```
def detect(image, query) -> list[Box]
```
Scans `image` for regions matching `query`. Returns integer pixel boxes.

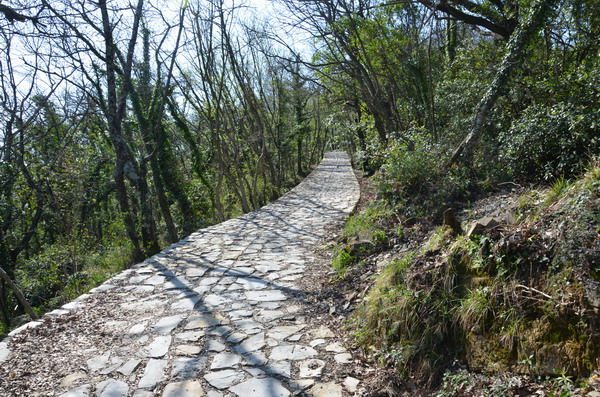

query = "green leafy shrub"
[501,103,599,181]
[378,137,475,219]
[15,237,133,313]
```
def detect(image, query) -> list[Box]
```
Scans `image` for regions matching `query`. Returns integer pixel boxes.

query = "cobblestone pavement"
[0,151,360,397]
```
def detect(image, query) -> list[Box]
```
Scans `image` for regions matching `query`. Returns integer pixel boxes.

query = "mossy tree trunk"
[447,0,558,167]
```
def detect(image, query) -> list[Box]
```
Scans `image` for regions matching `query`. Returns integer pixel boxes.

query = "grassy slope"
[335,161,600,394]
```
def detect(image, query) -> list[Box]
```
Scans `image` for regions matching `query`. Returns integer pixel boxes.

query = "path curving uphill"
[0,151,360,397]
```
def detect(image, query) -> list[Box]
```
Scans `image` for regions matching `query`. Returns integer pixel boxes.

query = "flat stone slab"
[269,345,318,361]
[60,385,91,397]
[97,379,128,397]
[229,377,290,397]
[308,382,343,397]
[162,380,204,397]
[152,315,184,334]
[145,336,172,358]
[244,290,287,302]
[211,353,242,370]
[0,152,359,397]
[204,370,245,389]
[0,342,10,363]
[171,357,207,378]
[138,359,167,389]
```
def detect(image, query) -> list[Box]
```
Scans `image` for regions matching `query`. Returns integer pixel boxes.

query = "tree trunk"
[0,267,38,321]
[447,0,558,167]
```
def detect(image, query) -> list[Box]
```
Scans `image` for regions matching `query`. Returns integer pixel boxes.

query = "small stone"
[152,315,184,334]
[211,352,242,370]
[185,313,220,329]
[129,323,146,334]
[60,372,88,388]
[117,359,141,376]
[199,277,220,286]
[144,275,166,285]
[172,296,201,311]
[290,379,315,391]
[164,277,192,290]
[334,353,352,364]
[343,377,360,392]
[308,382,343,397]
[267,325,305,340]
[310,339,326,347]
[59,385,90,397]
[237,278,269,290]
[270,345,317,361]
[325,342,347,353]
[235,332,264,354]
[242,351,268,366]
[97,379,128,397]
[228,310,254,319]
[206,340,226,352]
[138,359,167,389]
[204,294,232,307]
[258,301,281,309]
[255,310,284,322]
[226,332,248,344]
[207,325,235,337]
[175,330,204,342]
[232,319,263,335]
[245,367,266,377]
[175,344,202,356]
[162,380,204,397]
[229,377,290,397]
[171,357,207,378]
[288,334,301,342]
[311,326,335,338]
[265,361,291,378]
[203,370,245,389]
[132,390,154,397]
[145,336,172,358]
[186,268,207,278]
[299,359,325,378]
[87,352,111,372]
[244,290,287,302]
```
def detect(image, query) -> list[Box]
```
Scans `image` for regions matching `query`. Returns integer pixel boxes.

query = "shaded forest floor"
[315,168,600,396]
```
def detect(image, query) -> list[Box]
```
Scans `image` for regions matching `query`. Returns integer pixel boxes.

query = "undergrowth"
[12,238,133,325]
[338,155,600,390]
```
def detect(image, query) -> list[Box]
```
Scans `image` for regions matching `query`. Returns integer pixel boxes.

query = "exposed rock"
[467,217,501,237]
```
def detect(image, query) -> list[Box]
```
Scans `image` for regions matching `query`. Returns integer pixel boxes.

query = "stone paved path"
[0,152,360,397]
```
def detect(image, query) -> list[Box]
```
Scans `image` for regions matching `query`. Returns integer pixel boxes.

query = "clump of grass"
[331,249,356,276]
[331,201,394,276]
[353,227,459,384]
